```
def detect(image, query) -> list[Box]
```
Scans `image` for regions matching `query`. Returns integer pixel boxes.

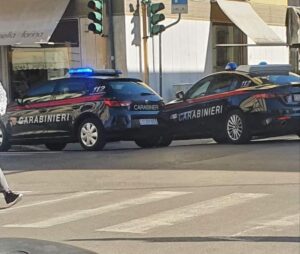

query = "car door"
[7,81,56,140]
[200,73,241,133]
[44,78,89,137]
[165,76,214,138]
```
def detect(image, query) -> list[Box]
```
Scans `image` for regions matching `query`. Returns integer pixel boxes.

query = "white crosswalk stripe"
[97,193,269,234]
[0,190,111,214]
[233,213,300,236]
[3,191,190,228]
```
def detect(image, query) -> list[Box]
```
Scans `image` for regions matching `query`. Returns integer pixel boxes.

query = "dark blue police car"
[159,63,300,144]
[0,68,165,151]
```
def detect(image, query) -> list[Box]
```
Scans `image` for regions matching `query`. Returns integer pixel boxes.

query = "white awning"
[213,0,285,45]
[0,0,70,46]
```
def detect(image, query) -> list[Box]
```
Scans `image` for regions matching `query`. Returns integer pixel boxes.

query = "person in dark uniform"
[0,81,23,207]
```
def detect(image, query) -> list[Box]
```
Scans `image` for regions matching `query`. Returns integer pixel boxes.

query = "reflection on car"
[159,63,300,144]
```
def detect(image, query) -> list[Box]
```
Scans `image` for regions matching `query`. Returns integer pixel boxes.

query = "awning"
[286,7,300,46]
[12,48,70,71]
[0,0,70,46]
[212,0,285,45]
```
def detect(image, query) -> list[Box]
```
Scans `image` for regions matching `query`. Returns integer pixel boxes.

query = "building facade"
[0,0,294,102]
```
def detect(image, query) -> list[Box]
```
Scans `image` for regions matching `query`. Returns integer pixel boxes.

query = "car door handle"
[39,109,47,113]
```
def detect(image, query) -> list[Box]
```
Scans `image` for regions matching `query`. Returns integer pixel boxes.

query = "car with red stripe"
[159,64,300,144]
[0,69,165,151]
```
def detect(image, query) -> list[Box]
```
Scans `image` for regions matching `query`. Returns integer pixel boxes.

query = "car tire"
[0,124,10,152]
[78,118,106,151]
[135,136,160,148]
[156,134,173,147]
[45,143,67,151]
[223,110,251,144]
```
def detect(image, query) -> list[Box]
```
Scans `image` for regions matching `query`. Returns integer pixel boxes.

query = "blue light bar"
[69,68,94,75]
[225,62,237,71]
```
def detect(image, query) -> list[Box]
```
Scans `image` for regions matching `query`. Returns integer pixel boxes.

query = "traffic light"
[149,2,165,36]
[87,0,103,35]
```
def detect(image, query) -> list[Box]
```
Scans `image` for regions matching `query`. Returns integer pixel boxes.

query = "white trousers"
[0,168,10,193]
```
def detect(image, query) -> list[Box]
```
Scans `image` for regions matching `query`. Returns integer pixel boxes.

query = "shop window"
[213,24,247,72]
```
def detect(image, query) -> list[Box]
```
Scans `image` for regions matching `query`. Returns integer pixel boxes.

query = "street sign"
[171,0,188,14]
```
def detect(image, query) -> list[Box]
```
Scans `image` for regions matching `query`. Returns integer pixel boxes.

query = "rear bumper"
[103,113,162,140]
[248,109,300,136]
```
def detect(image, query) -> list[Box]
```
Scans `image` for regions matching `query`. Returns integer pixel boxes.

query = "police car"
[0,68,165,151]
[159,63,300,144]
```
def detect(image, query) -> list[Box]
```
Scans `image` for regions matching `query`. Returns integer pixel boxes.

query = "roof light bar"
[225,62,238,71]
[69,68,94,75]
[236,64,292,75]
[68,68,122,77]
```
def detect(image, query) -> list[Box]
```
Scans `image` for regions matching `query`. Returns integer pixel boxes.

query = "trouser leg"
[0,168,10,194]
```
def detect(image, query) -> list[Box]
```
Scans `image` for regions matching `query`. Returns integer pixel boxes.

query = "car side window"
[54,79,87,100]
[235,75,256,89]
[23,81,56,104]
[185,77,213,99]
[206,74,240,95]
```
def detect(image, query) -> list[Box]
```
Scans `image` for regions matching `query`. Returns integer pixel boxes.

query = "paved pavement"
[0,136,299,254]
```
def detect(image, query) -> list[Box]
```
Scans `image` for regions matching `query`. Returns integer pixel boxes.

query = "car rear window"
[104,80,158,99]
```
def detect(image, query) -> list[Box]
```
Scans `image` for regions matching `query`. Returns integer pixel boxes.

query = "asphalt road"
[0,136,299,254]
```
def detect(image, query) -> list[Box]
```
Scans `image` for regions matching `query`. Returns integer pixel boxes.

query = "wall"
[247,26,289,64]
[123,14,212,101]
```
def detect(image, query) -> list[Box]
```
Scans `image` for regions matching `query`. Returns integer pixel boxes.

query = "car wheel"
[78,118,106,151]
[135,136,160,148]
[156,134,173,147]
[0,125,10,152]
[224,110,251,144]
[45,143,67,151]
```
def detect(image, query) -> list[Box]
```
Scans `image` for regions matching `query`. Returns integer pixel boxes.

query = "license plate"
[139,119,158,125]
[293,94,300,102]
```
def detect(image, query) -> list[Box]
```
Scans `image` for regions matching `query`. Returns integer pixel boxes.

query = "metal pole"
[159,33,162,97]
[141,2,149,84]
[108,0,116,69]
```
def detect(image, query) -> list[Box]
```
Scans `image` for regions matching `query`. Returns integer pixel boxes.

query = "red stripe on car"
[9,94,103,111]
[166,90,248,110]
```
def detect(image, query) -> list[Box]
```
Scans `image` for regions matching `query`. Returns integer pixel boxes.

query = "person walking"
[0,80,7,116]
[0,168,23,207]
[0,81,23,207]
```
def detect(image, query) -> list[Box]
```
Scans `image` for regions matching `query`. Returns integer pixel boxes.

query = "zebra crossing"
[0,189,299,236]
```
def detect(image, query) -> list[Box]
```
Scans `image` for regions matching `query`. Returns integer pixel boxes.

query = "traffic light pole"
[158,13,181,97]
[142,2,150,84]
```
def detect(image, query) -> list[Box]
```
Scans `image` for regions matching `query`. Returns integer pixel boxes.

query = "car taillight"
[104,99,131,107]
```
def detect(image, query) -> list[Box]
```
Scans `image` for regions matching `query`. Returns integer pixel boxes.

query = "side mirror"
[176,91,185,100]
[15,98,24,105]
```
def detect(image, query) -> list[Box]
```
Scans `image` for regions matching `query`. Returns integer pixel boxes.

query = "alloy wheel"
[80,122,99,147]
[227,114,243,141]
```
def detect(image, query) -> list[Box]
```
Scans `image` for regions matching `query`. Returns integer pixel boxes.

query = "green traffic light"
[151,13,165,25]
[88,11,102,23]
[150,3,165,14]
[88,0,103,11]
[151,25,165,35]
[88,23,103,34]
[148,2,165,36]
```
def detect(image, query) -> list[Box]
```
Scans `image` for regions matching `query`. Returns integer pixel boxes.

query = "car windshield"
[254,73,300,85]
